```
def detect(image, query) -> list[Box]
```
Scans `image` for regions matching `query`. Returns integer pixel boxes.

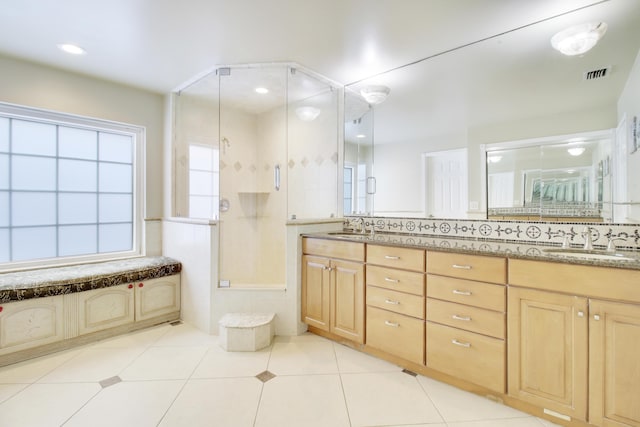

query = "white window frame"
[0,102,145,272]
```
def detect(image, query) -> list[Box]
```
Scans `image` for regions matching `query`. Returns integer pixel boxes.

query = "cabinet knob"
[577,311,584,317]
[128,284,133,289]
[594,314,601,321]
[138,283,144,288]
[0,306,3,313]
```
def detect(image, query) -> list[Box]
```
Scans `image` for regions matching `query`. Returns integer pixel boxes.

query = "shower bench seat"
[0,256,182,366]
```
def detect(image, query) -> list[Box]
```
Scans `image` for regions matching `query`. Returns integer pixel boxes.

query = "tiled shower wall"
[345,216,640,251]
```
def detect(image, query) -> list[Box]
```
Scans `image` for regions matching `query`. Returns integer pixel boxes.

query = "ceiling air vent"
[583,66,611,81]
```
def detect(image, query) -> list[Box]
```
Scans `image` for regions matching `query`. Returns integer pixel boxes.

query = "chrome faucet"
[582,226,594,250]
[607,237,625,252]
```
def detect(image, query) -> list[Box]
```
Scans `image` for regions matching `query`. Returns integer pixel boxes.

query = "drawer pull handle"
[384,320,399,327]
[384,299,400,305]
[452,289,472,296]
[384,277,399,283]
[452,264,472,270]
[384,255,400,260]
[452,314,471,321]
[452,339,471,348]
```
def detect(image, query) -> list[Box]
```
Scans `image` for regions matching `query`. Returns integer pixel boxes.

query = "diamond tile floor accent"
[0,322,562,427]
[255,370,276,383]
[98,375,121,388]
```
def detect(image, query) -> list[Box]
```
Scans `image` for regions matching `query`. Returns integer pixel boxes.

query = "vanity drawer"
[426,298,505,339]
[426,321,505,393]
[427,251,506,284]
[426,274,505,312]
[367,286,424,319]
[367,245,425,272]
[302,238,365,262]
[366,306,424,365]
[366,265,425,296]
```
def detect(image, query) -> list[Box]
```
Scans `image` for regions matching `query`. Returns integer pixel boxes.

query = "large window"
[0,103,144,269]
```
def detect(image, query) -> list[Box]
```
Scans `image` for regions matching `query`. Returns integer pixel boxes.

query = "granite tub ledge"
[0,256,182,303]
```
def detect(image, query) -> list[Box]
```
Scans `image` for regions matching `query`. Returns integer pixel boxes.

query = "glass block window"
[0,103,144,268]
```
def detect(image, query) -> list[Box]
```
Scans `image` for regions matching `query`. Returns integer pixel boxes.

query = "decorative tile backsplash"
[345,216,640,251]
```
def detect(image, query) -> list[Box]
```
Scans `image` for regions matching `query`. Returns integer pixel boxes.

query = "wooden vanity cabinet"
[425,251,507,393]
[508,286,589,422]
[509,259,640,426]
[365,244,425,365]
[589,299,640,427]
[302,238,365,343]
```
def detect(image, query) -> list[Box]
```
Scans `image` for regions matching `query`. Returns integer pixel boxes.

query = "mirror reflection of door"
[423,149,468,218]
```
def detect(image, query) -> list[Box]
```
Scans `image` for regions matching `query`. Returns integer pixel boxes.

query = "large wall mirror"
[344,0,640,224]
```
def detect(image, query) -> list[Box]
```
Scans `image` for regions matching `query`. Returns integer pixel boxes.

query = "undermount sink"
[543,248,637,262]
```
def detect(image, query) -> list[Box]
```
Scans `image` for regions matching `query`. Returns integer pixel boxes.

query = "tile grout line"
[333,342,355,427]
[252,340,276,427]
[414,373,447,425]
[58,382,105,426]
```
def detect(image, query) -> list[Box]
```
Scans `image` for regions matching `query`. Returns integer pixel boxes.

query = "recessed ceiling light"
[57,43,87,55]
[255,87,269,94]
[360,85,390,105]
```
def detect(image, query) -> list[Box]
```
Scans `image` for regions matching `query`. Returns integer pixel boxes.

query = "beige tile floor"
[0,322,561,427]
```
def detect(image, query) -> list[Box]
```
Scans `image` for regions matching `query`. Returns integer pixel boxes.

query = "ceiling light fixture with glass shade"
[360,85,390,105]
[57,43,87,55]
[567,147,586,156]
[295,106,321,121]
[551,22,607,56]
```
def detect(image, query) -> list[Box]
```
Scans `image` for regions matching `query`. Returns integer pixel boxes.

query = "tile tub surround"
[345,216,640,251]
[0,256,182,302]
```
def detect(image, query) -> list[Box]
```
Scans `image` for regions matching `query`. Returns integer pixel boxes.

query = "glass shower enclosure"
[173,63,339,289]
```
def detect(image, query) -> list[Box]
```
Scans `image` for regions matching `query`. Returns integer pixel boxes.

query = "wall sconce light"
[360,85,390,105]
[551,22,607,56]
[295,106,321,121]
[567,147,586,156]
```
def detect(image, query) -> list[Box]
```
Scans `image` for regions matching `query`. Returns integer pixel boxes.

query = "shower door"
[217,65,287,288]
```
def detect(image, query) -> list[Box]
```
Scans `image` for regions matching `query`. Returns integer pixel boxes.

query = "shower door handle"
[274,165,281,191]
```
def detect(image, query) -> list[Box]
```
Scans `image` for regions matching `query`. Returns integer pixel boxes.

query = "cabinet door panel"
[78,284,134,335]
[508,287,587,421]
[135,275,181,321]
[331,259,364,343]
[301,255,330,331]
[590,299,640,427]
[0,296,64,355]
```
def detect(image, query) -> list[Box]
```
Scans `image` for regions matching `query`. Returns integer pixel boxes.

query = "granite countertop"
[305,232,640,271]
[0,256,182,302]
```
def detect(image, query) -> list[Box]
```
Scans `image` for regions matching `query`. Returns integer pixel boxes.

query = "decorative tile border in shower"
[345,216,640,251]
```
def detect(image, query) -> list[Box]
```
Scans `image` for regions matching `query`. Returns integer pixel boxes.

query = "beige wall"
[0,54,165,223]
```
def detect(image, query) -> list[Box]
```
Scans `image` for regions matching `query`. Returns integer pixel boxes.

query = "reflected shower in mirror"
[486,130,612,222]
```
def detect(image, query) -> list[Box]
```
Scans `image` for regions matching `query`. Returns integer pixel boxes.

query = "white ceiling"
[0,0,624,93]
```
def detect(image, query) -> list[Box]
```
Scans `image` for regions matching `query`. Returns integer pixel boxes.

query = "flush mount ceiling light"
[360,85,390,105]
[255,87,269,94]
[57,43,86,55]
[567,147,586,156]
[551,22,607,56]
[295,106,321,121]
